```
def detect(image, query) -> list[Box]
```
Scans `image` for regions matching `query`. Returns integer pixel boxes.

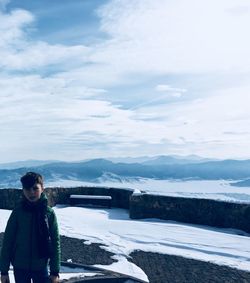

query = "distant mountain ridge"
[141,155,217,165]
[0,159,60,170]
[1,156,250,188]
[108,155,216,164]
[0,155,215,169]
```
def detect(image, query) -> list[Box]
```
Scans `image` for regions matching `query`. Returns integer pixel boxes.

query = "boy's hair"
[20,172,43,189]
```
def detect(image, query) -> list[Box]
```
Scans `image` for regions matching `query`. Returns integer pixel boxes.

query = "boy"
[0,172,60,283]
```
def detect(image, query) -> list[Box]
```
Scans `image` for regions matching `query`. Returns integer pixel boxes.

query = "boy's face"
[23,183,44,202]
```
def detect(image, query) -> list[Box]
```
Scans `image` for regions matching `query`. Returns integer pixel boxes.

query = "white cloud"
[0,9,34,47]
[134,84,250,158]
[155,85,186,93]
[155,84,187,98]
[2,1,250,81]
[0,73,173,161]
[2,1,250,75]
[96,0,250,74]
[0,0,249,161]
[0,9,91,71]
[1,42,90,70]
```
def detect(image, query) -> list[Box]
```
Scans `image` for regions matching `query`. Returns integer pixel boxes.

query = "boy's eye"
[24,186,39,191]
[32,187,39,191]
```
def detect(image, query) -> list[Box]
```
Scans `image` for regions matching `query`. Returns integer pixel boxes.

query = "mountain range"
[0,155,250,188]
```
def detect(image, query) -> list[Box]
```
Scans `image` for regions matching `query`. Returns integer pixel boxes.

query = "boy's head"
[20,172,44,202]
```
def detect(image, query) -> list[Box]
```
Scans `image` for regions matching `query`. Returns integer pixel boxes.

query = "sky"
[1,0,250,162]
[2,205,250,281]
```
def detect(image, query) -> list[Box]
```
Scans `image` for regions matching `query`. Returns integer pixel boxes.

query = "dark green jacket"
[0,195,60,275]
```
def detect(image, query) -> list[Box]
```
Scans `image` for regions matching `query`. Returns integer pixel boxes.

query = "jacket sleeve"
[0,210,18,275]
[48,209,61,275]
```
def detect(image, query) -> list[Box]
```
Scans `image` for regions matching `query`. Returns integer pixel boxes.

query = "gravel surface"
[60,235,116,265]
[129,250,250,283]
[1,233,250,282]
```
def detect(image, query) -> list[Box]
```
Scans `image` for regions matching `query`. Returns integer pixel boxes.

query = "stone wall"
[45,186,133,208]
[0,189,23,209]
[0,186,133,210]
[0,188,250,233]
[129,193,250,233]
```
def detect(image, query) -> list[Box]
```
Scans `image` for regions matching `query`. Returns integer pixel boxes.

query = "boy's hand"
[49,275,59,283]
[1,275,10,283]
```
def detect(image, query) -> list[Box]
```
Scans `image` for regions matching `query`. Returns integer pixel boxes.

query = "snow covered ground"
[1,206,250,282]
[47,178,250,203]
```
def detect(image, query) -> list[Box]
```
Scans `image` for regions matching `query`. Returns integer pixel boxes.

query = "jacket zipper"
[29,212,34,272]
